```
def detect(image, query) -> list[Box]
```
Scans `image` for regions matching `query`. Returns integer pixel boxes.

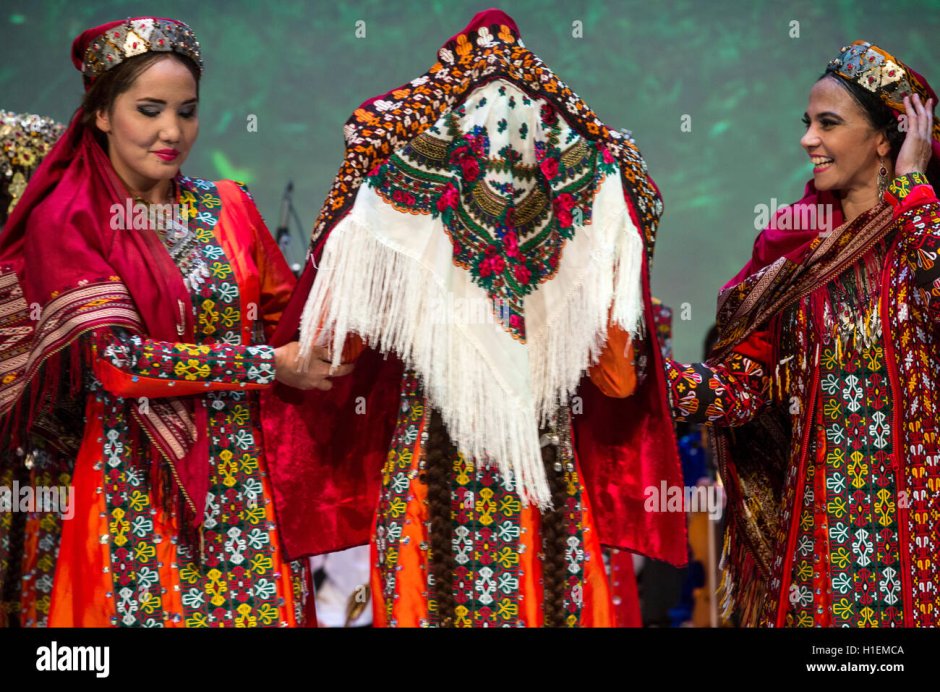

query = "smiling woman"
[0,17,349,627]
[87,52,200,200]
[662,41,940,627]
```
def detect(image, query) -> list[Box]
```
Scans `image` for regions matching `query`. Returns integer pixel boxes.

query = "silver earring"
[878,158,888,199]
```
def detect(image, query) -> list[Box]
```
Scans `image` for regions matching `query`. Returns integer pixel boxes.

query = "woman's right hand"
[273,341,354,391]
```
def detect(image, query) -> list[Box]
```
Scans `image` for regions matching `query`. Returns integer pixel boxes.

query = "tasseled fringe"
[528,177,645,425]
[126,414,203,562]
[298,207,550,507]
[716,516,772,627]
[298,179,644,509]
[808,247,885,362]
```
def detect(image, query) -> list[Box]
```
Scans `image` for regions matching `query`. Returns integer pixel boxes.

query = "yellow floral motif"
[831,547,852,570]
[210,263,233,280]
[195,227,214,241]
[454,457,471,486]
[257,603,279,626]
[234,603,257,627]
[795,610,814,627]
[198,299,219,334]
[495,547,519,568]
[110,508,129,547]
[874,488,896,526]
[858,606,878,627]
[796,560,813,582]
[863,344,884,371]
[219,457,238,488]
[833,597,855,620]
[827,496,849,520]
[36,595,51,616]
[847,452,868,489]
[384,548,399,568]
[498,494,521,516]
[249,555,273,575]
[179,189,197,206]
[397,448,412,470]
[230,406,250,426]
[800,509,813,532]
[565,469,580,496]
[179,564,201,585]
[823,399,843,420]
[496,598,518,620]
[140,592,162,615]
[173,343,211,355]
[827,447,846,468]
[186,612,209,628]
[455,604,471,627]
[134,543,156,562]
[128,489,149,512]
[239,453,259,474]
[388,497,408,518]
[220,306,240,328]
[174,358,211,381]
[37,553,55,573]
[206,568,229,607]
[410,402,424,421]
[200,193,221,209]
[243,505,266,525]
[476,487,497,526]
[821,348,839,370]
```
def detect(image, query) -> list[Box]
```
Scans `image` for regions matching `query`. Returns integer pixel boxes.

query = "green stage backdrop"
[2,0,938,360]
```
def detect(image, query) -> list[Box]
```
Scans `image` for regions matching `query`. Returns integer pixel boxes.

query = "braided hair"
[539,432,570,627]
[424,408,457,626]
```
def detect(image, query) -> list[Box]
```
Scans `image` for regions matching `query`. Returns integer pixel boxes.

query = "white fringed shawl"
[299,80,644,508]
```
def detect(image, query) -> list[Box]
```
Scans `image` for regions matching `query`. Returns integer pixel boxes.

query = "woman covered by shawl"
[666,41,940,627]
[0,17,344,627]
[264,9,687,627]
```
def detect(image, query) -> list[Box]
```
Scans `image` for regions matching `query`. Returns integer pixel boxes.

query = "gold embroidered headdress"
[72,17,203,83]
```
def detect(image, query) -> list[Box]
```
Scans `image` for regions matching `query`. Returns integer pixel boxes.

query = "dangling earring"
[877,158,888,199]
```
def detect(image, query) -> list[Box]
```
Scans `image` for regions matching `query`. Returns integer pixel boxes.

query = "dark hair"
[424,408,457,626]
[80,52,200,147]
[538,434,569,627]
[822,73,940,184]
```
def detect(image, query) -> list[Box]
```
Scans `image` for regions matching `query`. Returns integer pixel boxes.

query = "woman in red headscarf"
[663,41,940,627]
[0,17,345,627]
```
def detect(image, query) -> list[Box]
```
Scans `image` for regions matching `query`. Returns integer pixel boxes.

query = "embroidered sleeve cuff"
[94,330,276,397]
[885,172,936,216]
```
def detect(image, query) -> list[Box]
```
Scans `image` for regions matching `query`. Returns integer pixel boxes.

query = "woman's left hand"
[895,94,935,178]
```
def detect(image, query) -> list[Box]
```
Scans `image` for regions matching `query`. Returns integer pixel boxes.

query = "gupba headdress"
[827,40,940,146]
[71,17,203,85]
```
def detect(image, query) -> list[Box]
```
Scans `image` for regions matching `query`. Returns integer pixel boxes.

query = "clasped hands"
[274,341,354,391]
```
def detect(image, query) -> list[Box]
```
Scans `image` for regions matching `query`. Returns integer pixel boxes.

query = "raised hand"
[895,93,935,178]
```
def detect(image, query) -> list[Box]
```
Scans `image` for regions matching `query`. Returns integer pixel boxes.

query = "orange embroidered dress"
[48,178,306,627]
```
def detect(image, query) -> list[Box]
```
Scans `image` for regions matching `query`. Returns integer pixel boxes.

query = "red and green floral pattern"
[366,83,618,340]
